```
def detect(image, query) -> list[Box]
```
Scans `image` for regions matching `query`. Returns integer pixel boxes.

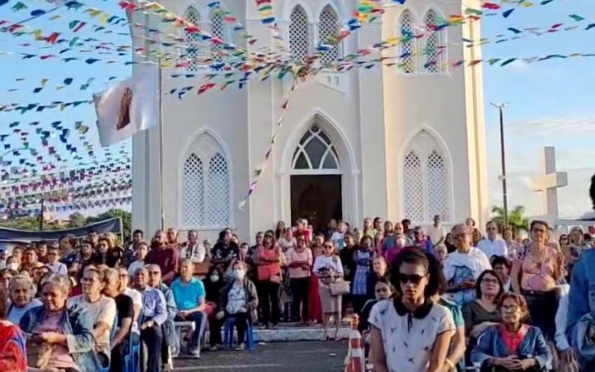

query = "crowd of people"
[0,215,594,372]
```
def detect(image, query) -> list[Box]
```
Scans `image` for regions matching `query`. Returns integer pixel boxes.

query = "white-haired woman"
[7,275,42,324]
[19,274,103,372]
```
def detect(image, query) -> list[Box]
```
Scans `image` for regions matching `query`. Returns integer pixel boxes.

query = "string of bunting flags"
[0,0,588,213]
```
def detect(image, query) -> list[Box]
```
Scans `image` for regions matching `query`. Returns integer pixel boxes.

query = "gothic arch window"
[184,7,202,72]
[210,8,229,63]
[403,151,424,222]
[318,5,341,66]
[398,10,416,74]
[292,125,340,172]
[182,154,204,226]
[423,10,444,73]
[401,130,451,222]
[289,5,310,62]
[181,133,231,228]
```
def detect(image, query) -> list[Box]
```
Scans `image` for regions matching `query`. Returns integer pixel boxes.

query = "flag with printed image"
[93,63,160,147]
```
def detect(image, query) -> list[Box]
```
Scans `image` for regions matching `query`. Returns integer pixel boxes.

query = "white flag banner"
[93,63,160,147]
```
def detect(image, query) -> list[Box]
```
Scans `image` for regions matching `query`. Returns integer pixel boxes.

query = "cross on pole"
[532,146,568,220]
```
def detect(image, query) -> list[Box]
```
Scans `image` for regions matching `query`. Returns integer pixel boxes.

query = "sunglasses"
[398,273,426,284]
[323,245,333,248]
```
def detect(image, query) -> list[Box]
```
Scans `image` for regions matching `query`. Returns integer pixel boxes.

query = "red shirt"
[145,246,180,284]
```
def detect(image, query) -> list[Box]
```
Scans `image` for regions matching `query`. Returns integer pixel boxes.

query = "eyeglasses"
[501,304,520,312]
[482,278,500,285]
[398,273,426,284]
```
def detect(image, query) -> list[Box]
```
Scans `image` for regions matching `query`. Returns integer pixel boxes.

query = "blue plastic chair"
[223,317,255,351]
[124,335,140,372]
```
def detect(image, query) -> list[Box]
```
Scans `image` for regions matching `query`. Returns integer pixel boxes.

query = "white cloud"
[506,117,595,139]
[508,59,530,71]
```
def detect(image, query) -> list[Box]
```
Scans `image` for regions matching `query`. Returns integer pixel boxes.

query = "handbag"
[330,280,350,296]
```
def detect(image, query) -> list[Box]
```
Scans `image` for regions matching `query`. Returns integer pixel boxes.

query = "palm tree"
[491,205,529,233]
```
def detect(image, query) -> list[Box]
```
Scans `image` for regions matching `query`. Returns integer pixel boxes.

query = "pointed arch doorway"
[290,125,342,232]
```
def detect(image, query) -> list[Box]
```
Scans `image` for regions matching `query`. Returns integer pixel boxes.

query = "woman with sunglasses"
[313,239,344,340]
[471,292,552,371]
[369,248,455,372]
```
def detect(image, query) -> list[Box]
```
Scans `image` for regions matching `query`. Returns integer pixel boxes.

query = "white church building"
[130,0,490,239]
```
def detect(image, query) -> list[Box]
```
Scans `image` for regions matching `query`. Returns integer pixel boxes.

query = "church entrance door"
[289,125,343,233]
[290,175,342,233]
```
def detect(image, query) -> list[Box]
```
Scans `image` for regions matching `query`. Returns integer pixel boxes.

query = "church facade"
[130,0,490,240]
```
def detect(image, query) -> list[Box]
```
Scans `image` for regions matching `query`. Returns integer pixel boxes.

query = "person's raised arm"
[369,327,389,372]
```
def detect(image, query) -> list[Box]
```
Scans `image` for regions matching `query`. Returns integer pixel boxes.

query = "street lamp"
[490,103,509,227]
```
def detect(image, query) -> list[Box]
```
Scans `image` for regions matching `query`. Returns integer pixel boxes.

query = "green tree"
[490,205,529,233]
[85,209,131,239]
[67,212,87,228]
[0,216,42,230]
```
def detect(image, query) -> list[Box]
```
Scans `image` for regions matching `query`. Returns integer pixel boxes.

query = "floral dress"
[0,320,26,372]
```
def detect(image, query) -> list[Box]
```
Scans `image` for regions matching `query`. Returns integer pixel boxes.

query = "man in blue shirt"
[133,267,167,372]
[171,259,207,358]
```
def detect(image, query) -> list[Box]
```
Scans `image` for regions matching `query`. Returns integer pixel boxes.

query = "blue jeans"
[176,312,205,348]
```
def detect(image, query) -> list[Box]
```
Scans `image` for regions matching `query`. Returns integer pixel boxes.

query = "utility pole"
[39,197,44,230]
[491,103,509,227]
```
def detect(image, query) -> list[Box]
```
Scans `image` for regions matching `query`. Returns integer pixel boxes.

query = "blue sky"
[0,0,594,219]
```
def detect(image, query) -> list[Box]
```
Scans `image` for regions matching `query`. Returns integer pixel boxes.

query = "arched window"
[292,125,340,171]
[184,7,202,72]
[181,133,231,228]
[207,153,230,226]
[423,10,443,73]
[427,150,448,220]
[318,5,341,65]
[182,154,204,226]
[403,151,424,222]
[398,10,416,74]
[289,5,310,62]
[401,130,451,222]
[210,8,229,63]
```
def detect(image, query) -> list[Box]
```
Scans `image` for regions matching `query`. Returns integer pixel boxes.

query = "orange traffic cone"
[344,315,364,372]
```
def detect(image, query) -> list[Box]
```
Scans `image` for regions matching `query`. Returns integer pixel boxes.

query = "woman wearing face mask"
[204,266,225,350]
[471,292,552,371]
[383,233,407,265]
[7,275,42,324]
[216,261,258,351]
[5,257,19,273]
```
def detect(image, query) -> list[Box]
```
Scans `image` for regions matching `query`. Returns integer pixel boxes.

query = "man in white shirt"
[70,266,117,367]
[477,221,508,260]
[427,215,446,246]
[180,230,208,263]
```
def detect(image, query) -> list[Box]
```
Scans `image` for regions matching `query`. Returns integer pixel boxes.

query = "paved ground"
[174,341,348,372]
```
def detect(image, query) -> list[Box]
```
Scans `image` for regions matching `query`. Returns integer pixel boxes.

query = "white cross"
[532,146,568,219]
